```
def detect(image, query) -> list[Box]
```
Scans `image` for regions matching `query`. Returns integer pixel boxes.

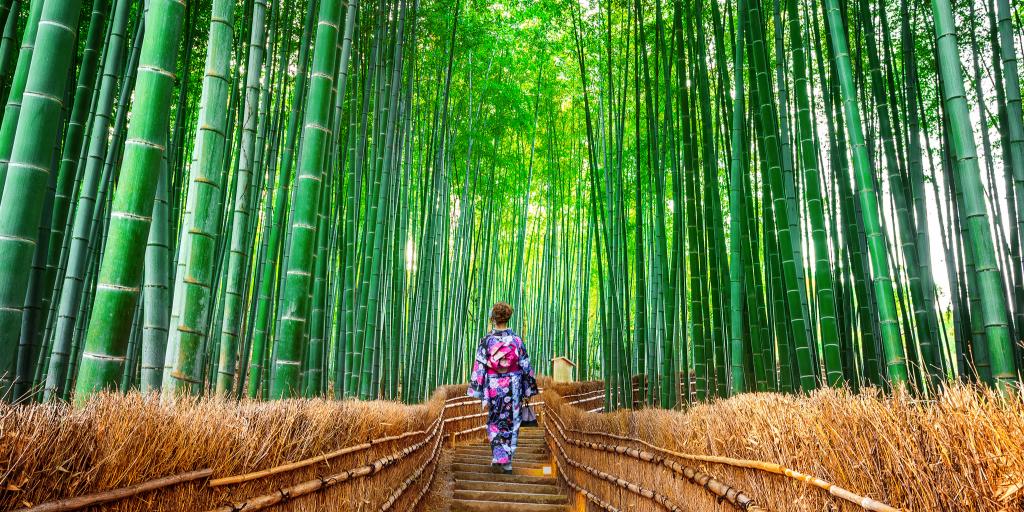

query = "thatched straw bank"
[2,381,1022,511]
[546,384,1024,511]
[0,390,452,511]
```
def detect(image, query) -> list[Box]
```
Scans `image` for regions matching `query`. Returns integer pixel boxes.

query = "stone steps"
[450,427,568,512]
[454,451,551,464]
[454,478,561,495]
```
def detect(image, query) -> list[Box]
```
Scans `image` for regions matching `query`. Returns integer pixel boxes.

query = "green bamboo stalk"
[823,0,908,386]
[932,0,1018,391]
[161,0,236,397]
[728,0,747,395]
[216,0,269,395]
[271,0,343,398]
[74,0,186,399]
[0,0,82,397]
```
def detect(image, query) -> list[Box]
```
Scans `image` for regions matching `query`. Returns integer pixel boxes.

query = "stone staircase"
[451,427,570,512]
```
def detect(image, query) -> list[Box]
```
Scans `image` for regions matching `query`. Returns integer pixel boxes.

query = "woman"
[467,302,537,473]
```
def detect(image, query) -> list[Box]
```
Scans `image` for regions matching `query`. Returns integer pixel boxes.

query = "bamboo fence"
[0,388,466,511]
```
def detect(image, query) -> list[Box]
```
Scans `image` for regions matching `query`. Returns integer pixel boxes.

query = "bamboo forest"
[0,0,1023,510]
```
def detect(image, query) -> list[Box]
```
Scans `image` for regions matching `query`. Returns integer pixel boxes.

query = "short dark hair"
[490,302,513,324]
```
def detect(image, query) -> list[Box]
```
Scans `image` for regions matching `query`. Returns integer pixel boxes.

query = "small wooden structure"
[552,356,576,383]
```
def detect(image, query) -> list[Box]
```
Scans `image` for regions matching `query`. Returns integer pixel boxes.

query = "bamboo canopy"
[0,0,1019,461]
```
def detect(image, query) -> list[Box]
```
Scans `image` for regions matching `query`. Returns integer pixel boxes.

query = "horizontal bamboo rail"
[559,406,898,512]
[559,388,605,402]
[443,410,488,424]
[208,412,444,487]
[204,409,446,512]
[448,422,486,440]
[562,475,623,512]
[546,408,761,510]
[545,414,684,512]
[405,449,439,512]
[379,425,444,511]
[10,469,213,512]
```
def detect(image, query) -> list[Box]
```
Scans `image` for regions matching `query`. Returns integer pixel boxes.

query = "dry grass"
[6,380,1017,512]
[547,383,1024,512]
[0,390,450,511]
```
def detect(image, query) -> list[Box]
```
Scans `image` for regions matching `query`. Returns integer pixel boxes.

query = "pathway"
[450,427,570,511]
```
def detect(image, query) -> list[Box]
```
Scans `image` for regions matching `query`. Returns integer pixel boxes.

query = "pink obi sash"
[485,337,521,375]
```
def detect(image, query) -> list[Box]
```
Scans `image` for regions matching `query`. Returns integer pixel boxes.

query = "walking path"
[450,427,570,512]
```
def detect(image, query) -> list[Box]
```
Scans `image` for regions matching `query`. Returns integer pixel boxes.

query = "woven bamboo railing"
[545,406,762,510]
[547,422,686,512]
[561,417,899,512]
[543,381,901,512]
[543,393,764,512]
[207,426,434,487]
[204,410,446,512]
[15,388,466,512]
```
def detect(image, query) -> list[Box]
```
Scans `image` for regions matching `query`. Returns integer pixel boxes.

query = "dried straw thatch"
[546,384,1024,512]
[5,380,1020,512]
[0,389,455,511]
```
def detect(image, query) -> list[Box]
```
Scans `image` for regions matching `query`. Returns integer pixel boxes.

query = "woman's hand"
[481,401,488,411]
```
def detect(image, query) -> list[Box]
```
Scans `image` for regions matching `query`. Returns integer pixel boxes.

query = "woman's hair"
[490,302,513,325]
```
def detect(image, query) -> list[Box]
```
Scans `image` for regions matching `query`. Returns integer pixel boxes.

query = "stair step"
[451,499,569,512]
[454,451,550,464]
[455,479,562,495]
[454,489,568,505]
[450,428,567,512]
[452,461,551,475]
[453,471,556,486]
[516,438,548,445]
[455,451,549,462]
[515,441,548,449]
[458,442,548,454]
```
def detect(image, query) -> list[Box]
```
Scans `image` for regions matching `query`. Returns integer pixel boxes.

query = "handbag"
[521,399,538,427]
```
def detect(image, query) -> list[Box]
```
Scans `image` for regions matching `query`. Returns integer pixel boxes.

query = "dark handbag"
[521,399,538,427]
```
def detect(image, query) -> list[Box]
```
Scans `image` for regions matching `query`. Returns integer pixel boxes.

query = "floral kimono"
[467,328,537,465]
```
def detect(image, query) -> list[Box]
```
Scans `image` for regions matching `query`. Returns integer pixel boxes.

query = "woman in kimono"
[467,302,537,473]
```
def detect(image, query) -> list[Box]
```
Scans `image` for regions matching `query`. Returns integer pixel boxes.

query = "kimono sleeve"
[517,337,539,398]
[466,336,489,400]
